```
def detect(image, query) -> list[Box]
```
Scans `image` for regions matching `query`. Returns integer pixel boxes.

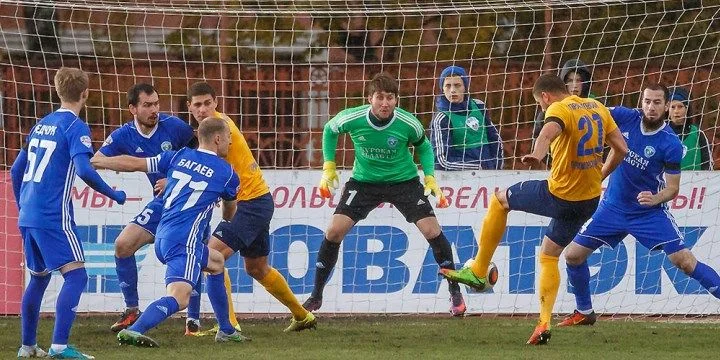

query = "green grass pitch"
[2,315,719,359]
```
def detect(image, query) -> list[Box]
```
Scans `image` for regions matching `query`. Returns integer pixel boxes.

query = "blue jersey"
[148,148,239,245]
[604,106,683,214]
[18,109,95,229]
[99,113,193,189]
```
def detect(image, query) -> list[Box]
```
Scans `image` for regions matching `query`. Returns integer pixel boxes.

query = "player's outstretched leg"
[439,192,507,292]
[253,264,317,331]
[670,249,720,299]
[303,238,340,312]
[117,329,159,348]
[112,224,155,332]
[19,273,51,359]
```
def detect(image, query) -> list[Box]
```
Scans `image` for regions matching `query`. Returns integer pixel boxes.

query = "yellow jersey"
[544,96,618,201]
[215,111,270,201]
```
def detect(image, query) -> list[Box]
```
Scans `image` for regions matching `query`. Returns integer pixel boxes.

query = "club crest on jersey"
[80,135,92,148]
[682,144,688,158]
[466,117,480,131]
[161,141,173,151]
[644,146,656,158]
[102,135,113,146]
[387,136,398,148]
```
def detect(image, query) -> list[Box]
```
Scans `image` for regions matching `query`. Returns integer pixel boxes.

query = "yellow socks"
[538,253,560,326]
[259,267,308,320]
[223,268,240,328]
[471,194,509,278]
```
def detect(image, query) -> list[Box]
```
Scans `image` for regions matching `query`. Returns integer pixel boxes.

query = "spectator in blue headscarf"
[430,65,503,170]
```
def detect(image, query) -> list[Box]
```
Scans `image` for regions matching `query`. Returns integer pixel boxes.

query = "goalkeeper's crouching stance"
[302,73,467,316]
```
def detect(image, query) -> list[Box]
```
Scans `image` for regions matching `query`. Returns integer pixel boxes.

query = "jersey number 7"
[164,170,208,210]
[23,138,57,182]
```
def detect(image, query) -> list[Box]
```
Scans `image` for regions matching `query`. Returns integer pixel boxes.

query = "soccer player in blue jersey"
[11,67,127,359]
[92,117,249,347]
[561,84,720,327]
[93,83,194,333]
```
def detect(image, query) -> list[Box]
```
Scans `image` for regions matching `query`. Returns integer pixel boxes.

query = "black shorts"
[334,177,435,223]
[213,193,274,258]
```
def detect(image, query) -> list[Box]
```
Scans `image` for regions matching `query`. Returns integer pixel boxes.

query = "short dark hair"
[644,83,670,102]
[197,116,227,143]
[127,83,156,106]
[533,74,569,97]
[366,73,399,97]
[188,82,216,101]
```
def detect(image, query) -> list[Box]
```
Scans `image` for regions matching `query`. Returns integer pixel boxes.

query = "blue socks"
[187,275,202,321]
[689,261,720,299]
[207,273,234,334]
[53,268,88,345]
[129,296,180,334]
[566,262,593,312]
[115,256,139,308]
[21,274,51,346]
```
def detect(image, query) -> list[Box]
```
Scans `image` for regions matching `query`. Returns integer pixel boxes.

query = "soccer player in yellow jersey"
[186,82,316,335]
[440,74,628,344]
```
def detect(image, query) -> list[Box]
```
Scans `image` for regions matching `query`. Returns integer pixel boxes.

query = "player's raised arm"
[91,154,149,173]
[74,152,126,205]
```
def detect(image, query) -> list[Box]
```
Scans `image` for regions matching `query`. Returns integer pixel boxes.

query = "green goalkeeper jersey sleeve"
[324,104,426,184]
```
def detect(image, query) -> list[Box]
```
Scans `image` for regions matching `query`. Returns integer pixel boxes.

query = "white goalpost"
[1,0,719,317]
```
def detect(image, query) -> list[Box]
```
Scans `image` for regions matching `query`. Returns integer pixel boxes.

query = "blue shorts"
[506,180,599,247]
[574,203,686,255]
[21,226,85,274]
[130,197,164,236]
[155,237,209,286]
[213,193,274,258]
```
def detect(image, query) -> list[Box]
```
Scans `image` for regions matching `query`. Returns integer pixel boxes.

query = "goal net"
[1,0,719,317]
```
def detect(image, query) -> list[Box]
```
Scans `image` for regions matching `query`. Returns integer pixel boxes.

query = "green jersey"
[324,104,433,184]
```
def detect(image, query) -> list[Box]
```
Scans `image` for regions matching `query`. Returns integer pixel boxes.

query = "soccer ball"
[462,258,499,291]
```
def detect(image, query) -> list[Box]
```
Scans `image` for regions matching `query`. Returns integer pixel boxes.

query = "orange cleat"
[558,310,597,327]
[526,323,551,345]
[110,308,141,332]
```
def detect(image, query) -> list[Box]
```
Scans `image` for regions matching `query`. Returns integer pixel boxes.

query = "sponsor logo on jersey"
[103,135,113,146]
[644,145,656,158]
[387,136,398,148]
[466,117,480,131]
[80,135,92,148]
[161,141,173,151]
[135,147,144,153]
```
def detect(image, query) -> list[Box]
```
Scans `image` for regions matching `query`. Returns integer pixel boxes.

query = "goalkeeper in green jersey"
[302,73,467,316]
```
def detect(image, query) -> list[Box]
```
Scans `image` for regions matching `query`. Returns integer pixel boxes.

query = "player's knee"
[244,261,269,280]
[115,237,137,257]
[325,226,346,242]
[670,253,696,275]
[564,248,585,266]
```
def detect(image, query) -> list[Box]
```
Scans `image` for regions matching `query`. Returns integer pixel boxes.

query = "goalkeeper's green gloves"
[423,175,449,208]
[318,161,339,198]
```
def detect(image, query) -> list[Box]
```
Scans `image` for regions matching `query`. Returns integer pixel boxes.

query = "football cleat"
[110,308,141,332]
[439,262,498,292]
[526,323,551,345]
[184,318,200,336]
[47,345,95,359]
[17,345,48,358]
[302,296,323,312]
[558,310,597,327]
[284,312,317,332]
[215,330,252,343]
[449,291,466,316]
[117,329,159,348]
[189,323,243,337]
